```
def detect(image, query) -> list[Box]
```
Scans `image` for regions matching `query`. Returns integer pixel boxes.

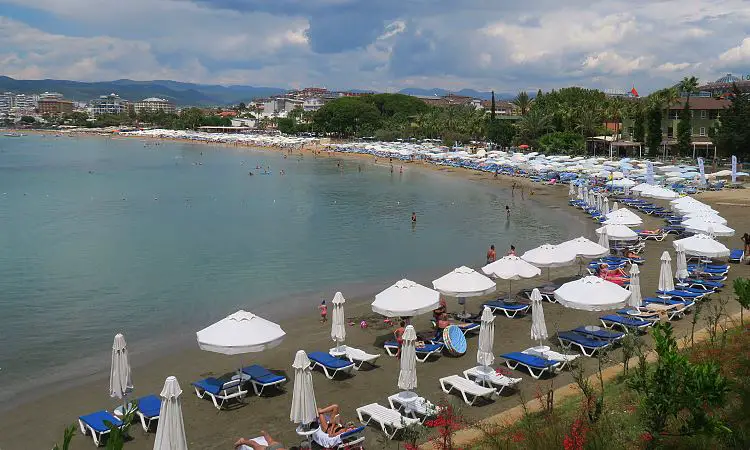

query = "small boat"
[3,133,24,137]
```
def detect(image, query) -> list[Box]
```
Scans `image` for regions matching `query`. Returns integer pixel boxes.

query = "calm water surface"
[0,134,577,402]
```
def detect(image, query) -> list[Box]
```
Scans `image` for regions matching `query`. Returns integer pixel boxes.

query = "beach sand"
[1,137,748,449]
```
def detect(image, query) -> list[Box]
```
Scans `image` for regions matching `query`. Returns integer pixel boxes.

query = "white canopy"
[290,350,318,425]
[521,244,576,268]
[476,307,495,368]
[604,208,642,226]
[197,310,286,355]
[673,234,730,258]
[397,326,418,391]
[557,237,609,259]
[627,265,642,309]
[481,255,541,279]
[372,279,440,317]
[553,276,631,311]
[596,224,638,240]
[110,333,133,400]
[432,266,496,297]
[153,376,187,450]
[330,292,346,351]
[682,212,727,224]
[658,251,675,293]
[682,219,735,237]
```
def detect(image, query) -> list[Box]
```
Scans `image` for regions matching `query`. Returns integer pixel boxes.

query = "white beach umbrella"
[529,289,548,349]
[604,208,642,226]
[290,350,318,426]
[372,279,440,318]
[197,310,286,355]
[682,212,727,225]
[598,227,610,248]
[611,201,619,212]
[553,276,631,311]
[110,333,133,401]
[558,237,609,259]
[673,234,730,258]
[568,183,575,198]
[330,292,346,353]
[628,265,642,308]
[476,307,495,369]
[682,218,735,237]
[675,243,689,280]
[397,325,418,392]
[153,376,187,450]
[521,244,576,280]
[658,251,675,293]
[481,255,540,294]
[432,266,496,298]
[596,224,638,240]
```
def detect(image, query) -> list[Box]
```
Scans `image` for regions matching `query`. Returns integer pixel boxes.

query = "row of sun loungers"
[78,394,163,446]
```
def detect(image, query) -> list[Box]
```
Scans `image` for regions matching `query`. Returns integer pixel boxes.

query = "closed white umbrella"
[110,333,133,401]
[658,251,675,293]
[596,224,638,240]
[611,201,619,212]
[529,288,548,350]
[627,265,642,308]
[598,226,610,248]
[476,307,495,369]
[673,234,730,258]
[290,350,318,426]
[603,197,610,215]
[397,325,418,392]
[197,310,286,355]
[153,376,187,450]
[481,255,540,295]
[372,279,440,318]
[330,292,346,353]
[568,183,575,198]
[553,276,631,311]
[682,218,735,237]
[675,243,689,281]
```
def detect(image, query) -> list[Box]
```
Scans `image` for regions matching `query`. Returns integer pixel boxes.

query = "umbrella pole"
[508,280,512,300]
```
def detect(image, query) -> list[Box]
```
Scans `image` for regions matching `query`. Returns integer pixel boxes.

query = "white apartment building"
[302,97,325,112]
[90,93,128,116]
[262,98,303,118]
[133,97,176,114]
[0,92,36,115]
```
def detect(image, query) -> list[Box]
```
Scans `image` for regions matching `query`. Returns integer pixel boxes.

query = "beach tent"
[672,234,730,258]
[153,376,188,450]
[553,276,631,311]
[372,279,440,318]
[330,292,347,354]
[290,350,318,427]
[197,310,286,355]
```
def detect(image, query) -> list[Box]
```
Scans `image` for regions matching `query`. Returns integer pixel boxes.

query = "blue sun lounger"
[384,341,444,361]
[192,377,248,410]
[500,352,562,379]
[572,326,624,343]
[557,331,611,356]
[241,365,287,396]
[600,314,654,333]
[456,322,480,335]
[729,249,745,263]
[482,300,530,318]
[308,351,356,379]
[78,410,124,446]
[677,278,723,290]
[135,394,161,432]
[656,289,705,301]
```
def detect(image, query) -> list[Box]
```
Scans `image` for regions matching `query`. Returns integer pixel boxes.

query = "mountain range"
[0,76,520,106]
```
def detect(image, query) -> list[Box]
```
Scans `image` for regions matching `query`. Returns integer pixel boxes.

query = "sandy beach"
[1,134,748,450]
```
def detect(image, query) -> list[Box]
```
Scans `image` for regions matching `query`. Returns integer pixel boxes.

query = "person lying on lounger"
[316,404,359,437]
[638,229,662,235]
[234,431,286,450]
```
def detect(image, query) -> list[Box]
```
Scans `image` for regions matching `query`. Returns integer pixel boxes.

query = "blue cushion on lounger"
[483,300,528,310]
[384,340,398,348]
[341,426,366,438]
[308,352,354,369]
[192,377,224,395]
[643,297,690,306]
[558,331,609,348]
[572,326,624,341]
[500,352,559,368]
[79,411,122,433]
[137,395,161,419]
[242,365,286,384]
[729,249,744,262]
[601,314,649,327]
[656,290,702,298]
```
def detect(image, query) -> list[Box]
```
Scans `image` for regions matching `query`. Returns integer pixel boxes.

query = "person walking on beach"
[742,233,750,261]
[319,300,328,323]
[487,245,496,264]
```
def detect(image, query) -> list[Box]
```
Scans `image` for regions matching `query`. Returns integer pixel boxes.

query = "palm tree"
[517,109,552,143]
[575,106,603,138]
[512,91,532,116]
[679,76,700,102]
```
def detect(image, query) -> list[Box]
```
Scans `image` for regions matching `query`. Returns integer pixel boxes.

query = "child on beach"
[319,300,328,323]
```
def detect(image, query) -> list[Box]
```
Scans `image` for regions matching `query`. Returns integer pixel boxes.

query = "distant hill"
[397,88,518,100]
[0,76,287,106]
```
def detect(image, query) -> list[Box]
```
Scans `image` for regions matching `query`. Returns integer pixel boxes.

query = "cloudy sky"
[1,0,749,93]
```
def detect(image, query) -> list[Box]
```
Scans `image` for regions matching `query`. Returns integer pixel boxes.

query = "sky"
[1,0,749,94]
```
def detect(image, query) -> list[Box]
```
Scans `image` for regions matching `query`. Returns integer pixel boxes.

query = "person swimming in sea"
[411,212,417,223]
[248,171,254,176]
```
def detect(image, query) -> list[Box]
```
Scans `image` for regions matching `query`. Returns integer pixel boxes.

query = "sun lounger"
[135,394,161,432]
[191,377,247,410]
[500,352,562,379]
[656,289,704,301]
[643,297,695,311]
[311,426,366,449]
[240,365,286,395]
[308,351,356,379]
[523,348,580,370]
[557,331,611,357]
[522,286,558,303]
[439,375,496,405]
[462,366,522,395]
[383,341,444,361]
[388,394,442,422]
[600,314,653,333]
[678,278,723,290]
[78,410,124,446]
[729,249,745,263]
[334,346,380,370]
[482,300,530,318]
[572,326,625,343]
[356,403,419,439]
[456,322,480,335]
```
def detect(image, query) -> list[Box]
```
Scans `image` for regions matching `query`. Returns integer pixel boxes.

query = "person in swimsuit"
[394,321,406,357]
[319,300,327,323]
[486,245,496,264]
[411,212,417,223]
[316,404,357,437]
[433,297,447,322]
[505,205,510,218]
[742,233,750,260]
[508,245,516,256]
[234,431,286,450]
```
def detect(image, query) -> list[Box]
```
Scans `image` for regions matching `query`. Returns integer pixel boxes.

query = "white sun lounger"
[387,394,442,422]
[333,346,380,370]
[356,402,420,439]
[439,375,496,406]
[523,348,580,371]
[462,366,522,395]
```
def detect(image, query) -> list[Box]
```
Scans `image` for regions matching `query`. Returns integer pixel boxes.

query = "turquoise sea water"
[0,134,577,403]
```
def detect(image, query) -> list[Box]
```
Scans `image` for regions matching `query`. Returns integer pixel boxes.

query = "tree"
[516,109,552,146]
[485,118,515,148]
[20,115,35,124]
[733,278,750,325]
[715,83,750,158]
[679,76,700,102]
[490,91,496,120]
[238,102,246,110]
[575,106,603,137]
[645,106,663,157]
[537,131,585,154]
[179,107,205,130]
[512,91,532,116]
[676,100,692,156]
[631,102,646,142]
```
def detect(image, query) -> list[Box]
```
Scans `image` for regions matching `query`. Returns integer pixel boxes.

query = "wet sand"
[0,139,748,449]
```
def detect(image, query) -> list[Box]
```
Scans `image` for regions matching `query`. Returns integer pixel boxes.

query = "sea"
[0,133,579,405]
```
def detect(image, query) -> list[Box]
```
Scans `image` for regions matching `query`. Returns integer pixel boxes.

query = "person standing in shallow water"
[487,245,496,264]
[411,212,417,223]
[319,300,327,323]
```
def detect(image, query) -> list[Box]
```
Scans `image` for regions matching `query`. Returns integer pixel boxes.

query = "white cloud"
[582,51,650,75]
[718,37,750,65]
[655,62,693,73]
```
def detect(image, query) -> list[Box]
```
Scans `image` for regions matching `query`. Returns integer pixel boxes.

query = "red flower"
[563,419,588,450]
[640,432,653,442]
[511,431,525,442]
